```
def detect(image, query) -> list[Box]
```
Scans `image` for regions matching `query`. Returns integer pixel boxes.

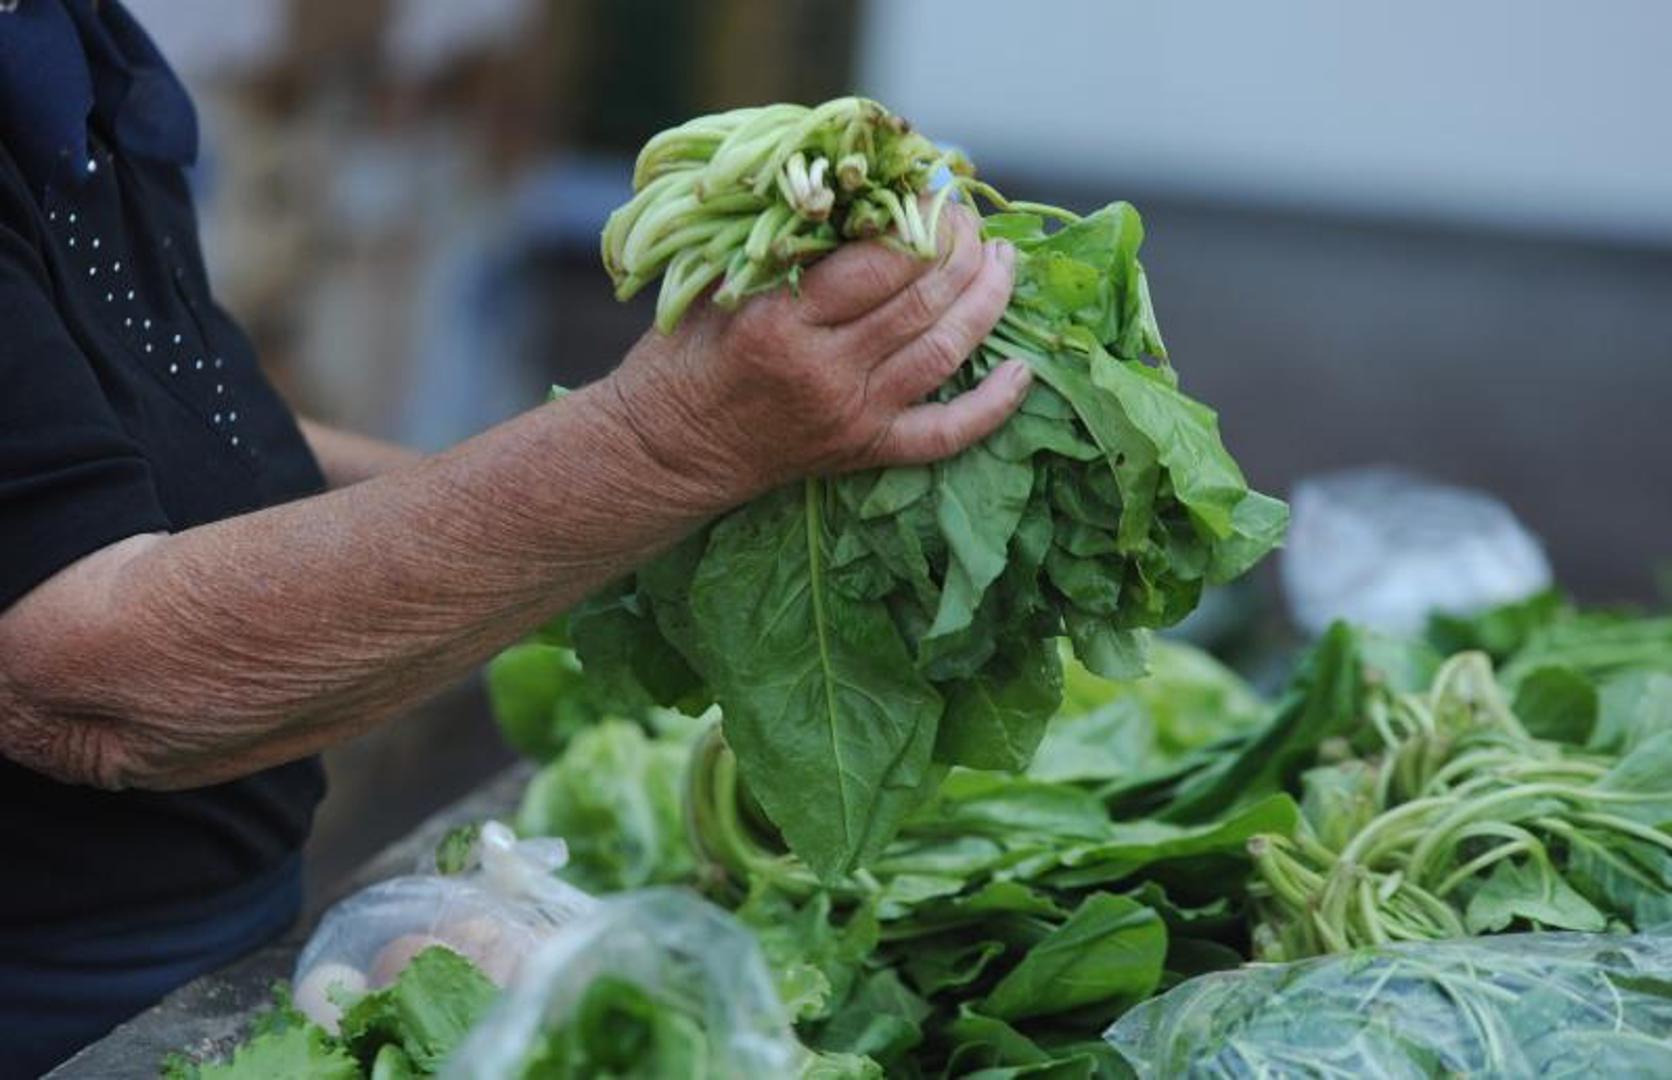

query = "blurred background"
[124,0,1672,896]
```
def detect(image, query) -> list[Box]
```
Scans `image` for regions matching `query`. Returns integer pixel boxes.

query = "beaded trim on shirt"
[43,135,254,462]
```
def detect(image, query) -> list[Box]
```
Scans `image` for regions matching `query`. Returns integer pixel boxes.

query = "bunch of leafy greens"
[165,947,497,1080]
[574,97,1285,882]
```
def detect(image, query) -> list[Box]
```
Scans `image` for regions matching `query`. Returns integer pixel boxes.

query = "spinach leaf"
[692,482,944,881]
[979,894,1165,1022]
[1463,858,1608,933]
[935,636,1064,771]
[1162,623,1363,823]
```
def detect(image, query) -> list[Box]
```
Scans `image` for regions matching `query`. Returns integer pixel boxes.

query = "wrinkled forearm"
[0,380,729,791]
[298,417,421,488]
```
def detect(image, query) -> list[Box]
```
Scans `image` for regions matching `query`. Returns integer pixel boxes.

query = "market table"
[45,763,535,1079]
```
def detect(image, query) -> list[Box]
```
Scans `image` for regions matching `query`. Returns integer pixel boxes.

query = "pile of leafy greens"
[574,97,1285,882]
[488,594,1672,1077]
[170,595,1672,1077]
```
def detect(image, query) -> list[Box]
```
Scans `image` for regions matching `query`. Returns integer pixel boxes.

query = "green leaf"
[807,969,929,1067]
[337,947,497,1072]
[485,643,590,762]
[1463,858,1609,934]
[1595,730,1672,826]
[1207,491,1290,584]
[187,1020,359,1080]
[927,442,1035,640]
[369,1044,416,1080]
[856,465,931,519]
[1017,794,1300,889]
[432,822,481,877]
[1590,671,1672,754]
[1512,665,1599,744]
[515,975,710,1077]
[1298,760,1379,853]
[738,886,877,1024]
[943,1007,1053,1075]
[1064,612,1148,681]
[515,720,693,892]
[1426,588,1567,660]
[1164,623,1363,822]
[979,893,1165,1022]
[913,769,1113,844]
[695,482,944,882]
[936,637,1064,770]
[1563,830,1672,929]
[1027,348,1159,555]
[568,583,703,709]
[986,413,1103,463]
[902,934,1008,997]
[1087,347,1246,540]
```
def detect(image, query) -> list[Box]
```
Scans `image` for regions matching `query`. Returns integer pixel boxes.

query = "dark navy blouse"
[0,0,326,967]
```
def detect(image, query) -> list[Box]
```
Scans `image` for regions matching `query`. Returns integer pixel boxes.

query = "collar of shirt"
[0,0,197,197]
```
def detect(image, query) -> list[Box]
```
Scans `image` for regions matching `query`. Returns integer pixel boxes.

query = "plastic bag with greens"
[444,888,801,1079]
[292,821,594,1034]
[1104,930,1672,1077]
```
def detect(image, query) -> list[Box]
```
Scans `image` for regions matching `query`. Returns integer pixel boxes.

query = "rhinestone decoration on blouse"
[47,145,252,460]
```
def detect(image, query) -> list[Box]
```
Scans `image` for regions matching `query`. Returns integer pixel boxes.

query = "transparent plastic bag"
[443,887,800,1079]
[1281,467,1551,637]
[293,820,595,1033]
[1105,931,1672,1078]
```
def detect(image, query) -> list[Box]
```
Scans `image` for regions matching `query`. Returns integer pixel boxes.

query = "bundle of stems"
[1248,653,1672,959]
[602,96,1061,333]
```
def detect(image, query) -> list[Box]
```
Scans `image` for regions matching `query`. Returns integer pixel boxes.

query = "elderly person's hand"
[608,204,1025,507]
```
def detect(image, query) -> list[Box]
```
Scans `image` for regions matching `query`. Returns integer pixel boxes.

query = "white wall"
[859,0,1672,243]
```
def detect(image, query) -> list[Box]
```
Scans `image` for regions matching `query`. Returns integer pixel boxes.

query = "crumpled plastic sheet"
[1282,467,1551,637]
[1106,930,1672,1078]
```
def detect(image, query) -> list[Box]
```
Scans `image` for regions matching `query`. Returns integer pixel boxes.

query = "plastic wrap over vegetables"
[574,96,1286,883]
[444,888,800,1080]
[1105,930,1672,1078]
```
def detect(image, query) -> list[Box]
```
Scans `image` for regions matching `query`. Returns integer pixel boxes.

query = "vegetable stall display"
[572,96,1286,882]
[160,95,1672,1076]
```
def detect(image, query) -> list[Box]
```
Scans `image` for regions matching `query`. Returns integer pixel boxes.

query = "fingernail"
[1002,358,1031,393]
[996,239,1016,267]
